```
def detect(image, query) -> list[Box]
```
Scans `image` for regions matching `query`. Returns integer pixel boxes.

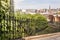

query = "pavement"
[24,32,60,40]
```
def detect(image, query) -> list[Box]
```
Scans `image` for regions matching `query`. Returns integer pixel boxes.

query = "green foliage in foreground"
[0,13,48,40]
[15,14,48,36]
[0,0,10,40]
[1,12,60,40]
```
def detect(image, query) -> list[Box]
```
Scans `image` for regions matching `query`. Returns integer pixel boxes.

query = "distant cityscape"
[15,6,60,14]
[15,6,60,22]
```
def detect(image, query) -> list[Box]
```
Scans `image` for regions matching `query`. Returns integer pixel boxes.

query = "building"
[48,6,60,22]
[40,5,60,22]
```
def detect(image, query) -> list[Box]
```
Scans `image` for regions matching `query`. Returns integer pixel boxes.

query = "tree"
[0,0,10,40]
[15,13,48,37]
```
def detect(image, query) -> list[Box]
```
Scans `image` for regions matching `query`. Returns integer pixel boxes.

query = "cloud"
[14,0,24,5]
[14,0,24,2]
[14,0,25,7]
[19,0,24,2]
[15,3,50,9]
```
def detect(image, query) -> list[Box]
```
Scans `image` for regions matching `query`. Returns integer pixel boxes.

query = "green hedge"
[0,13,60,40]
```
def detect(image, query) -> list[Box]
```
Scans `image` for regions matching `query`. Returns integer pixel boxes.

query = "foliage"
[14,13,48,37]
[0,0,10,40]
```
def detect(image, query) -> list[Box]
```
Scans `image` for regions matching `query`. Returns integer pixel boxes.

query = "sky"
[14,0,60,9]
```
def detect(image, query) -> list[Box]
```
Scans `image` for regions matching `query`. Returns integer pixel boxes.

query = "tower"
[49,5,51,10]
[49,5,51,12]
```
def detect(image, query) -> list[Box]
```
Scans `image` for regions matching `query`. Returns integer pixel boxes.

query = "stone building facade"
[48,15,60,22]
